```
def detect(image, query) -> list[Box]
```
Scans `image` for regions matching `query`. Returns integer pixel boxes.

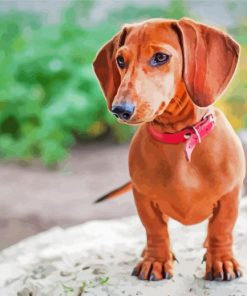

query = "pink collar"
[147,113,216,161]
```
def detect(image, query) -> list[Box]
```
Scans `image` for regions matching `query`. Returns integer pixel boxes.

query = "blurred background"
[0,0,247,250]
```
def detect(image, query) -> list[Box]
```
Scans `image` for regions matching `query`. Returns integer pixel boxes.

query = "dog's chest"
[130,156,222,224]
[130,151,222,198]
[129,134,225,194]
[128,128,236,223]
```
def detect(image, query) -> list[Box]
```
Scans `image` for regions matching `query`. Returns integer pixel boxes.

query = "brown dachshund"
[93,18,245,282]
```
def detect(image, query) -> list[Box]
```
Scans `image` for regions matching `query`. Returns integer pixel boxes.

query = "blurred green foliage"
[0,5,120,165]
[0,0,246,166]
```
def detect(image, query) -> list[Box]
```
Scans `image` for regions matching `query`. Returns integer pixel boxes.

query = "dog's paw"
[131,258,174,281]
[204,253,242,281]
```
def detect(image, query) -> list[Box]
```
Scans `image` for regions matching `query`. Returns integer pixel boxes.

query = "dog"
[93,17,245,282]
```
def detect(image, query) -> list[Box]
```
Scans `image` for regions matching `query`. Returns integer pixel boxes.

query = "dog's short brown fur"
[93,18,245,281]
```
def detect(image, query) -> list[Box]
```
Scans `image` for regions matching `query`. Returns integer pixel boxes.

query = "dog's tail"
[94,181,132,203]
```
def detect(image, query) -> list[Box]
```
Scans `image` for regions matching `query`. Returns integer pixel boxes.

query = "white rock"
[1,203,247,296]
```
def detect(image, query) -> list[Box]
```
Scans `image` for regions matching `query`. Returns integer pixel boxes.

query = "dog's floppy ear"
[93,27,129,107]
[175,18,240,107]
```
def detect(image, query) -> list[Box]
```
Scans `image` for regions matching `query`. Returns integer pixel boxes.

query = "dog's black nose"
[111,103,135,120]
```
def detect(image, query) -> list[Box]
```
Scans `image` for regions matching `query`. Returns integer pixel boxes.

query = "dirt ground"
[0,140,136,250]
[1,135,247,251]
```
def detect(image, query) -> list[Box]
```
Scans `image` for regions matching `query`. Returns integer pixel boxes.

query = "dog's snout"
[111,103,135,120]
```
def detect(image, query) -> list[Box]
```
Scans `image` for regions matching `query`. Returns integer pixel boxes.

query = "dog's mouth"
[117,117,144,125]
[116,109,163,125]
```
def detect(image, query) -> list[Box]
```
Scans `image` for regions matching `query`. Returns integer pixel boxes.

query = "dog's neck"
[150,85,210,133]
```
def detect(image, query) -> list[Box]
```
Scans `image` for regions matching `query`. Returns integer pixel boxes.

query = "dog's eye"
[150,52,170,67]
[116,56,125,69]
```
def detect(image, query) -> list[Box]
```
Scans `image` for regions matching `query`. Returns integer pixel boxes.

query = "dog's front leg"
[131,188,175,281]
[204,186,242,281]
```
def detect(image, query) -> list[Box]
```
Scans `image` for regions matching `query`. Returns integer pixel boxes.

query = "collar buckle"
[184,133,191,140]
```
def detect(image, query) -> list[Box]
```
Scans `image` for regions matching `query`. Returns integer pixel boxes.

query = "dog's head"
[93,18,239,124]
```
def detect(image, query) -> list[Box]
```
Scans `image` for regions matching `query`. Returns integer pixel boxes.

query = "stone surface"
[1,200,247,296]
